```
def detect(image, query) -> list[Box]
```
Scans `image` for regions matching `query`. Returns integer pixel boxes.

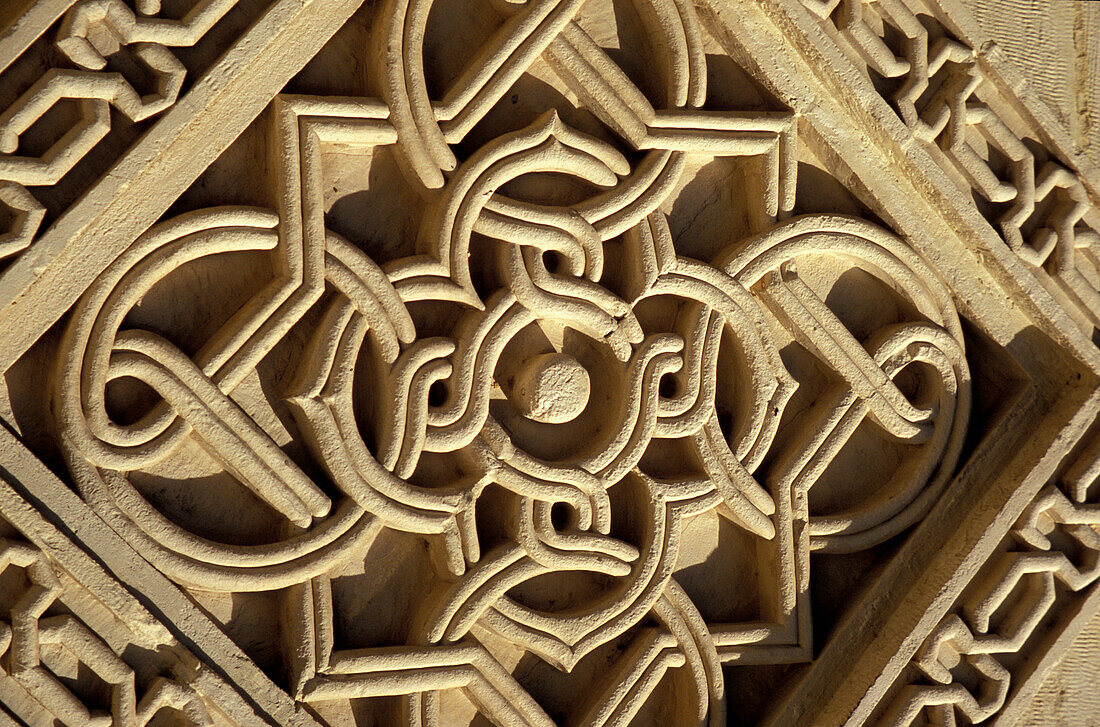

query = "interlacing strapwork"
[873,438,1100,727]
[45,0,972,723]
[803,0,1100,339]
[0,0,242,262]
[0,538,217,726]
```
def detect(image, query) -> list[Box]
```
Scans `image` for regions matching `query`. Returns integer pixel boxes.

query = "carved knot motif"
[49,0,971,722]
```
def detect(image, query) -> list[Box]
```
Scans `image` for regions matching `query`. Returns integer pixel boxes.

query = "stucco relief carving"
[46,0,972,717]
[803,0,1100,339]
[0,538,216,726]
[0,0,243,262]
[0,0,1095,725]
[0,470,246,726]
[873,436,1100,727]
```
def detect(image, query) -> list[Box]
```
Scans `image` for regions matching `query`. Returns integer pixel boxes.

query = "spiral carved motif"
[50,0,970,722]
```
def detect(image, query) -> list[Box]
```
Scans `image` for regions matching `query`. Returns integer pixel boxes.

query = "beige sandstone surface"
[0,0,1097,725]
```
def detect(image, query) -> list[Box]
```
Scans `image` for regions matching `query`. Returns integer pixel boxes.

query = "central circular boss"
[509,352,591,424]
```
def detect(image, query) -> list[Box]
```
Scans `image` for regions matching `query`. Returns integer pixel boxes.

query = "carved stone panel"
[0,0,1096,725]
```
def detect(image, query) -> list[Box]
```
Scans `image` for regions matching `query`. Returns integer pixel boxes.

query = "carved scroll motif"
[48,0,972,722]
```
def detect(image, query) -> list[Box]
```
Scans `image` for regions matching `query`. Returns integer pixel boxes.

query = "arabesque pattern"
[0,0,1095,724]
[47,0,972,722]
[805,0,1100,337]
[0,0,243,260]
[874,437,1100,727]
